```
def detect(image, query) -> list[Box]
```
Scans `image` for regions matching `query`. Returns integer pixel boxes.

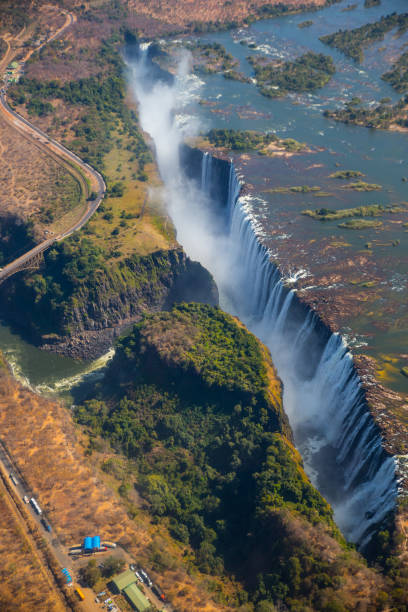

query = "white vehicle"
[135,571,143,582]
[140,569,152,587]
[23,495,29,504]
[30,497,42,515]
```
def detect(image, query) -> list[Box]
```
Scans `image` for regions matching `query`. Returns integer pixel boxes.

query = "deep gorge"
[129,46,398,549]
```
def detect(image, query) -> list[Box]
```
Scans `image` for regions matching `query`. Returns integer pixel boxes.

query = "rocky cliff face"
[0,247,218,359]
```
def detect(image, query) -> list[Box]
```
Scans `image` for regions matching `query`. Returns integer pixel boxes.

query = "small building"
[92,535,101,549]
[123,583,150,612]
[112,570,136,592]
[112,570,150,612]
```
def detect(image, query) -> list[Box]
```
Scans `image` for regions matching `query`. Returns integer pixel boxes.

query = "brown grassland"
[0,115,81,239]
[0,474,66,611]
[126,0,331,33]
[0,365,237,611]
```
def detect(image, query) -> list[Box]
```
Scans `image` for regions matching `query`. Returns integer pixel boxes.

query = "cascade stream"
[128,49,397,548]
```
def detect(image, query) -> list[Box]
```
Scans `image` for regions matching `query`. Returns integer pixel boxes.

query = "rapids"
[127,47,397,548]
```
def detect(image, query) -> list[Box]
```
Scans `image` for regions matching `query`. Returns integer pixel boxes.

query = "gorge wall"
[0,243,218,359]
[179,145,398,549]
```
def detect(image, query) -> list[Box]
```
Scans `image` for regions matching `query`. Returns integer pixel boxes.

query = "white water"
[128,52,397,547]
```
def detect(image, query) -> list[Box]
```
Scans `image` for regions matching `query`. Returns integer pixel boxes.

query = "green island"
[382,50,408,93]
[267,185,321,194]
[185,40,250,83]
[302,203,405,221]
[298,20,313,28]
[324,95,408,130]
[364,0,381,6]
[248,51,335,98]
[338,219,383,229]
[75,303,385,610]
[205,128,307,154]
[343,181,382,191]
[320,12,408,62]
[329,170,365,179]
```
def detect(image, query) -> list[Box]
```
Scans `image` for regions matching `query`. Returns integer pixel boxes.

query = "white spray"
[127,50,397,546]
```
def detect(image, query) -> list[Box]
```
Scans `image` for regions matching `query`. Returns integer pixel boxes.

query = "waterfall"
[201,152,212,194]
[127,49,397,549]
[209,155,397,547]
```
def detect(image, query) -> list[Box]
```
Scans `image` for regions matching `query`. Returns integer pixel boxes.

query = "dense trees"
[320,12,408,62]
[74,304,382,610]
[206,128,278,150]
[324,95,408,129]
[382,51,408,93]
[248,52,335,98]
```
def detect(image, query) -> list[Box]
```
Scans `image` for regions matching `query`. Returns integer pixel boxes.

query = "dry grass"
[0,115,82,240]
[0,480,65,611]
[126,0,329,31]
[0,367,235,611]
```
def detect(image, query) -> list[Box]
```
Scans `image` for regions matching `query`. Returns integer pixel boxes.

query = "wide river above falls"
[0,0,407,399]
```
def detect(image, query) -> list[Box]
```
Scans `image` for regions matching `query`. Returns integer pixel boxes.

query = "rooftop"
[111,569,137,592]
[123,583,150,612]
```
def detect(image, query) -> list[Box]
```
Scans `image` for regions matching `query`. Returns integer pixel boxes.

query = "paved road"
[0,10,106,283]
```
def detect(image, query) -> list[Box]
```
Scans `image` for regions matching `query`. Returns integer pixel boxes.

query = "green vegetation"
[279,138,307,152]
[267,185,321,194]
[248,52,335,97]
[329,170,364,179]
[344,181,382,191]
[9,41,152,177]
[252,0,341,22]
[187,40,235,71]
[338,219,383,229]
[0,216,36,267]
[324,95,408,129]
[298,20,313,28]
[320,12,408,62]
[205,129,306,154]
[206,128,278,150]
[75,303,383,610]
[302,203,404,221]
[382,51,408,93]
[0,3,31,33]
[0,236,193,340]
[185,41,250,83]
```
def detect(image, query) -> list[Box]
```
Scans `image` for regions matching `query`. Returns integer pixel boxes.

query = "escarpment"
[74,303,383,610]
[0,240,218,359]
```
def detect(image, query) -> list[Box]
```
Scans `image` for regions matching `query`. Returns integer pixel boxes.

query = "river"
[126,0,408,546]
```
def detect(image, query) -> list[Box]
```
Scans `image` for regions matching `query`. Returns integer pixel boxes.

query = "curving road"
[0,11,106,283]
